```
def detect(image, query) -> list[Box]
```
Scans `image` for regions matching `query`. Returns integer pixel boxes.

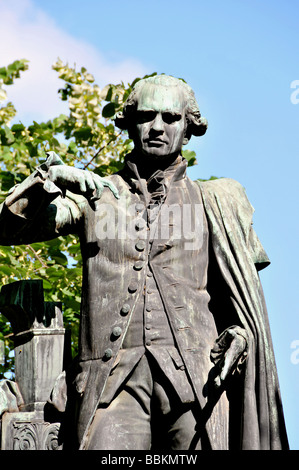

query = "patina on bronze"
[0,75,288,450]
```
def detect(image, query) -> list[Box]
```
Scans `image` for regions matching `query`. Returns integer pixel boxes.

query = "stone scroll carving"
[2,412,61,450]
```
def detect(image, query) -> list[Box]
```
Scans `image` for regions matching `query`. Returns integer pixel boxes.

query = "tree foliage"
[0,60,198,377]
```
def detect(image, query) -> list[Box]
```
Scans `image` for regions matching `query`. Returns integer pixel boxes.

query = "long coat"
[0,154,288,450]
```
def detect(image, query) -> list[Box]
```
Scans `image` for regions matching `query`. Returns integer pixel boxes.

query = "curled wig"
[115,75,208,139]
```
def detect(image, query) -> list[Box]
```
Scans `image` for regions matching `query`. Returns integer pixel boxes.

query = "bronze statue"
[0,75,288,450]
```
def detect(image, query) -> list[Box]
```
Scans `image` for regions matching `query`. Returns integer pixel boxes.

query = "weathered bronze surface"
[0,75,288,450]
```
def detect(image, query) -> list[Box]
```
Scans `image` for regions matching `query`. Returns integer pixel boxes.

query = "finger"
[91,176,104,199]
[84,172,96,192]
[93,184,104,199]
[220,336,247,381]
[93,175,119,199]
[103,181,119,199]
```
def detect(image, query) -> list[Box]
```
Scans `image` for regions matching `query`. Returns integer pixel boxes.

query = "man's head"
[115,75,208,161]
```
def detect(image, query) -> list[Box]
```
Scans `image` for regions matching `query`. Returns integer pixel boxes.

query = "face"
[131,83,187,160]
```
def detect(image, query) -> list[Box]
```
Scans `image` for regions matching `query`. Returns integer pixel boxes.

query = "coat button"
[135,240,146,251]
[128,282,138,293]
[121,304,130,315]
[134,260,144,270]
[112,326,122,338]
[136,203,144,212]
[103,348,113,360]
[135,219,145,231]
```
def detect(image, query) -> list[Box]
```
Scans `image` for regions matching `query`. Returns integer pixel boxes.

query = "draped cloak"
[0,155,289,450]
[198,178,288,449]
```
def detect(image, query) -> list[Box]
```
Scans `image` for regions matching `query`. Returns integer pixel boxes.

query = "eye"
[136,111,156,123]
[162,113,182,124]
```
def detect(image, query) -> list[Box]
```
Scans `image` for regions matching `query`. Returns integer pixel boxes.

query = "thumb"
[220,335,247,381]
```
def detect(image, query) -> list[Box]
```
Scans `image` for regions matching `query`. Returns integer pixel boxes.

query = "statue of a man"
[0,75,288,450]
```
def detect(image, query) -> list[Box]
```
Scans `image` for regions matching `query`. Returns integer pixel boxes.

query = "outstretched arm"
[0,152,119,245]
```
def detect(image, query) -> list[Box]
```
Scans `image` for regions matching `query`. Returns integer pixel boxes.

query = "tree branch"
[26,245,47,268]
[83,131,122,169]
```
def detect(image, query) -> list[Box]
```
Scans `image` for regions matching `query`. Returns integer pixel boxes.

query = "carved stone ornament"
[13,420,61,450]
[1,412,62,450]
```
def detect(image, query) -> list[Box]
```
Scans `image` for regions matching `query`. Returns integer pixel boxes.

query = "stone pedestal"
[0,280,67,450]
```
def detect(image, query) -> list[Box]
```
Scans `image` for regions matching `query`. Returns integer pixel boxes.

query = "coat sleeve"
[0,167,84,246]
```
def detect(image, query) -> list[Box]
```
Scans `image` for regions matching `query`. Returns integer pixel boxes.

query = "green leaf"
[68,140,78,154]
[0,171,16,191]
[51,252,68,266]
[11,123,25,132]
[0,67,7,79]
[182,149,197,167]
[0,265,14,276]
[197,175,220,182]
[102,102,116,118]
[42,279,54,290]
[0,125,15,145]
[105,86,114,102]
[73,126,92,141]
[0,60,29,85]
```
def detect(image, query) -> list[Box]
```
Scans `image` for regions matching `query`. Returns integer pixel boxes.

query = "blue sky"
[0,0,298,449]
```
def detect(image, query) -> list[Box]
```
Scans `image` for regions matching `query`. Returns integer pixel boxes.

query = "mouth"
[145,138,166,146]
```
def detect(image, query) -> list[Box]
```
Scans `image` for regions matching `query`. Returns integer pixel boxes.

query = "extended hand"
[38,152,119,200]
[210,326,248,388]
[47,165,119,200]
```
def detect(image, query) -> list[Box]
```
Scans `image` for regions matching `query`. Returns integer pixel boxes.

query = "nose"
[151,113,164,132]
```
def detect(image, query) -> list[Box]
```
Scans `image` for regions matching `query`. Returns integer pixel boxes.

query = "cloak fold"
[199,177,288,449]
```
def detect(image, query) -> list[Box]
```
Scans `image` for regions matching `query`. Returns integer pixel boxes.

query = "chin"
[142,149,174,159]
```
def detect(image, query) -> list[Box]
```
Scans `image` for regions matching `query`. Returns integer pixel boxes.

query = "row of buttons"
[104,203,147,360]
[144,280,153,347]
[140,199,155,349]
[129,204,148,289]
[103,304,131,360]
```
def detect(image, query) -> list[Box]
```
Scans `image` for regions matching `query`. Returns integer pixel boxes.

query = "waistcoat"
[99,157,210,405]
